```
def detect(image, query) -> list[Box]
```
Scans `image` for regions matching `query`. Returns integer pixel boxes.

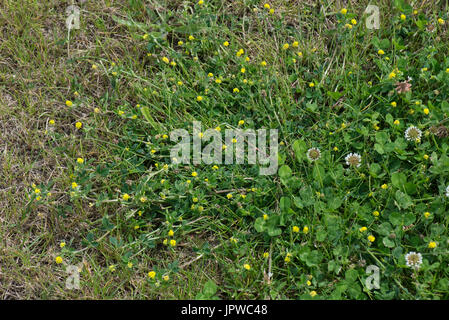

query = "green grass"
[1,0,449,299]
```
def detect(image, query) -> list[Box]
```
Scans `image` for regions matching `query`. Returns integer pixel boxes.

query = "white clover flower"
[405,252,423,270]
[306,148,321,161]
[345,153,362,167]
[446,185,449,197]
[404,126,422,142]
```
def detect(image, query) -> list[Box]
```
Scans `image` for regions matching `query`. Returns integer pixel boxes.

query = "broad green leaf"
[377,222,393,236]
[389,212,403,226]
[293,196,304,209]
[375,132,389,145]
[280,196,291,212]
[267,227,282,237]
[441,101,449,113]
[394,190,412,209]
[382,237,395,248]
[404,212,416,225]
[345,269,358,282]
[203,280,217,297]
[292,139,307,162]
[316,228,327,241]
[391,172,407,189]
[328,197,342,210]
[278,165,292,179]
[389,211,415,226]
[374,143,384,154]
[369,163,382,177]
[392,247,403,259]
[254,217,266,232]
